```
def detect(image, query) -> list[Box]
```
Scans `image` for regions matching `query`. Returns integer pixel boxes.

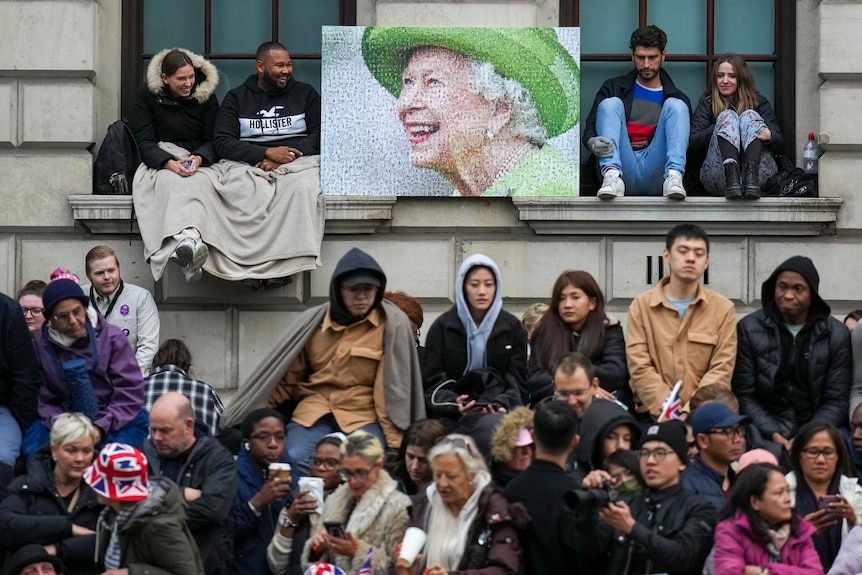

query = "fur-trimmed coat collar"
[146,48,218,103]
[303,469,411,575]
[491,406,534,464]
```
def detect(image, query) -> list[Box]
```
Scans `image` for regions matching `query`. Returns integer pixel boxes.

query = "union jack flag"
[658,381,682,422]
[357,547,374,575]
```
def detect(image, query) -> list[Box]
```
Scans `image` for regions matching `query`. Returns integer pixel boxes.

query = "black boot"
[724,162,742,199]
[742,160,761,199]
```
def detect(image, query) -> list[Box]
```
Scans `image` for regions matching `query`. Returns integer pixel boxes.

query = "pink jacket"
[714,513,824,575]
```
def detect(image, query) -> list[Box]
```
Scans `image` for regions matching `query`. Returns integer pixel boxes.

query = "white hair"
[428,434,487,475]
[50,412,99,447]
[463,58,547,146]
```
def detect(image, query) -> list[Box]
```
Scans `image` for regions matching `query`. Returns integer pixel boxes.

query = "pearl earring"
[485,130,494,140]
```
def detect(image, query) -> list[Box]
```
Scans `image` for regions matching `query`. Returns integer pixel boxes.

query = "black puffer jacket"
[133,48,220,168]
[0,291,40,432]
[0,449,102,575]
[733,256,851,439]
[422,307,526,419]
[572,483,716,575]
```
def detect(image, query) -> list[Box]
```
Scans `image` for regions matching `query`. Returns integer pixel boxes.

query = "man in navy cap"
[573,421,715,575]
[682,402,751,510]
[733,256,851,452]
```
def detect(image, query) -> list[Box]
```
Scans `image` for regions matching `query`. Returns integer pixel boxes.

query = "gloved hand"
[587,136,615,158]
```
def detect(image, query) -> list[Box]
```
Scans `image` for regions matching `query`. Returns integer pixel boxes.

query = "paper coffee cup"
[268,463,292,483]
[396,527,426,567]
[298,476,325,512]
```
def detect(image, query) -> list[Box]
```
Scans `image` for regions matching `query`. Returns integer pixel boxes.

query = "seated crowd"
[2,219,862,575]
[0,25,842,575]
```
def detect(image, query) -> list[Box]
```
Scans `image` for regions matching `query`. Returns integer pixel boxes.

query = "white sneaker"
[597,170,625,199]
[663,170,687,199]
[174,238,208,282]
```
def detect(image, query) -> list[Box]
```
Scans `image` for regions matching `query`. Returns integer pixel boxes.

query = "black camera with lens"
[564,478,620,509]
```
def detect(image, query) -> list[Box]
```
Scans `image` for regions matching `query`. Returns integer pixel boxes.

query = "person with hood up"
[208,40,324,289]
[85,442,204,575]
[571,398,641,484]
[219,247,424,479]
[131,47,219,283]
[422,254,527,432]
[733,256,852,451]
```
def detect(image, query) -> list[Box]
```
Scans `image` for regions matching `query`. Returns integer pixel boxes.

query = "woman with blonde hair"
[0,413,103,575]
[302,431,411,575]
[690,53,783,199]
[396,434,525,575]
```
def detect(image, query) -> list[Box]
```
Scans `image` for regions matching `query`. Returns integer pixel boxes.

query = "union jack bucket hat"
[83,442,150,502]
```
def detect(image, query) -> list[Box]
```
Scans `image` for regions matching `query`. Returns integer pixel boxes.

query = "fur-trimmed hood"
[146,47,219,103]
[491,406,534,463]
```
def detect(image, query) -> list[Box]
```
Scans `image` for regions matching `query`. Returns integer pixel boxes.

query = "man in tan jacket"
[626,224,737,419]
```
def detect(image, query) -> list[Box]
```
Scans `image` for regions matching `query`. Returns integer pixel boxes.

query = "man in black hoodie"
[733,256,851,451]
[214,41,320,169]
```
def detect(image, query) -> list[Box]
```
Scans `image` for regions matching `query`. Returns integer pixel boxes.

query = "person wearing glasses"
[268,433,346,575]
[576,421,716,575]
[681,402,751,510]
[231,408,292,575]
[302,431,411,575]
[24,279,147,457]
[0,289,40,474]
[144,392,237,575]
[785,421,862,571]
[395,434,525,575]
[551,352,603,418]
[17,279,47,337]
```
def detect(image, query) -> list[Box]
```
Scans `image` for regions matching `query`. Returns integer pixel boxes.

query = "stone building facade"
[1,0,859,391]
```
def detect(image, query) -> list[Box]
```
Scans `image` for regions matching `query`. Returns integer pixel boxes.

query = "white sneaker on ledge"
[663,170,686,200]
[174,237,209,282]
[597,169,625,199]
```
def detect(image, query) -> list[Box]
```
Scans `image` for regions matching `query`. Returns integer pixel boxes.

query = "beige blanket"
[132,144,324,281]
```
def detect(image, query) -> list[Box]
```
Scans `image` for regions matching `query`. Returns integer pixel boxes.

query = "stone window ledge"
[512,197,843,236]
[69,195,842,236]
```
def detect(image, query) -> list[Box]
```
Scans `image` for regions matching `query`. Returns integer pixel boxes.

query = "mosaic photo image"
[322,26,580,197]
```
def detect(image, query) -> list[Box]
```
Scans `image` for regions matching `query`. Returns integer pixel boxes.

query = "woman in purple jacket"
[714,463,823,575]
[22,279,147,456]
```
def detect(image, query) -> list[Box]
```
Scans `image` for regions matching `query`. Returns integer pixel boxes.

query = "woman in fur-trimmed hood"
[134,47,220,171]
[489,406,534,488]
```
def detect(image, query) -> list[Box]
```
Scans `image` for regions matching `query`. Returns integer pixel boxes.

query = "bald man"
[144,392,237,575]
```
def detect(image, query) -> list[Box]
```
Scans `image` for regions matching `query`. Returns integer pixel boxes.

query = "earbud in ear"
[244,442,250,451]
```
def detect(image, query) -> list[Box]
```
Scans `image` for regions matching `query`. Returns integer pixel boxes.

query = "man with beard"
[583,25,692,199]
[212,41,323,289]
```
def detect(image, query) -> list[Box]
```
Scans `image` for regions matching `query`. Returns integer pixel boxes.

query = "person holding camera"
[572,421,716,575]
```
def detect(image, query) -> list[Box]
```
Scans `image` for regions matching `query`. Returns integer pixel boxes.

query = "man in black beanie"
[572,420,715,575]
[733,255,851,451]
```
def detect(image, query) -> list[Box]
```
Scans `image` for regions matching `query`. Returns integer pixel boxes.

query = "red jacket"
[713,513,823,575]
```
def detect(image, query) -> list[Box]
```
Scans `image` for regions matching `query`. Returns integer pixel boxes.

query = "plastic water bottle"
[803,132,818,174]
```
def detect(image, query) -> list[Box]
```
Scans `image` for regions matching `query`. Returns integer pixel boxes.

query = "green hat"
[361,27,580,139]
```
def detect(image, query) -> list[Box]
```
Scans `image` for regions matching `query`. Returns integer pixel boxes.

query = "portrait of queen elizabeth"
[321,27,581,197]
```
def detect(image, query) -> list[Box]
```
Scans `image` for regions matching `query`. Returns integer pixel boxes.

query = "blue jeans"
[699,109,778,195]
[0,407,22,465]
[286,414,385,487]
[22,409,150,458]
[595,96,690,195]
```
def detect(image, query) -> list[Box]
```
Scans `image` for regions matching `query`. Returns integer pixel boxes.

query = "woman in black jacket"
[132,47,219,282]
[0,413,103,575]
[526,270,628,407]
[422,254,526,429]
[689,53,783,199]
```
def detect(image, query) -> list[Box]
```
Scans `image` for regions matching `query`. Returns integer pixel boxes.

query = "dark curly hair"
[629,25,667,52]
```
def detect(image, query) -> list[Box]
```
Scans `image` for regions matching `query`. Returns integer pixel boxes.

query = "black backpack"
[93,120,141,194]
[763,155,818,198]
